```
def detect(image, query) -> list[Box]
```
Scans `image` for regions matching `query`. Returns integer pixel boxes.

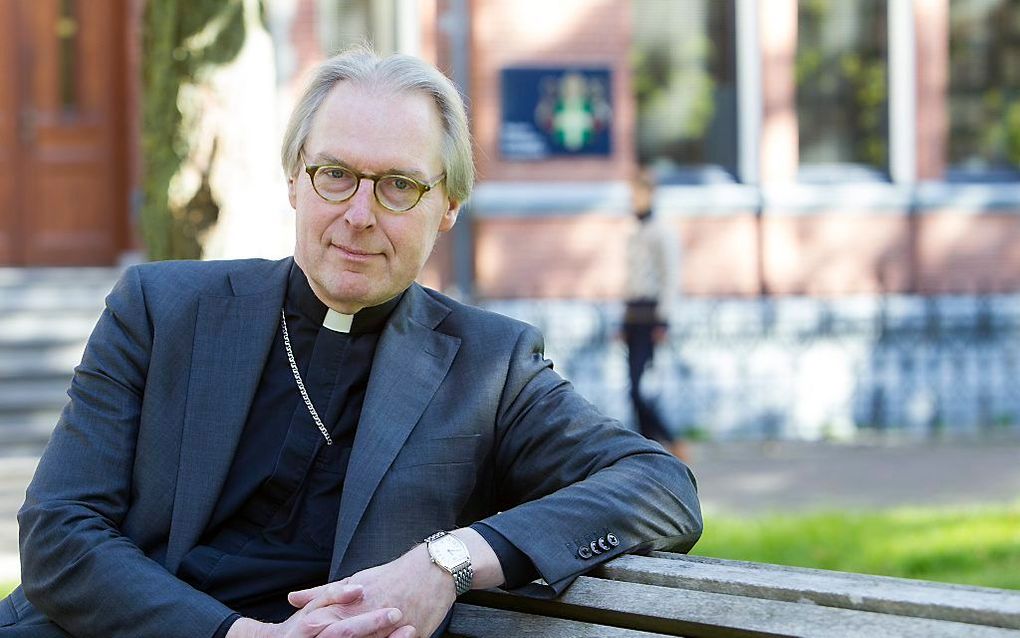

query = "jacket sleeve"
[18,266,235,638]
[477,324,703,596]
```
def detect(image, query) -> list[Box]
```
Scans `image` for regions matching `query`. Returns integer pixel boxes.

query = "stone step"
[0,334,91,350]
[0,411,61,452]
[0,348,81,382]
[0,288,110,313]
[0,267,121,286]
[0,313,100,344]
[0,270,110,456]
[0,381,69,415]
[0,267,118,313]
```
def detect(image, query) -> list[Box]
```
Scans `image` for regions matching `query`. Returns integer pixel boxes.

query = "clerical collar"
[322,309,353,333]
[287,262,402,335]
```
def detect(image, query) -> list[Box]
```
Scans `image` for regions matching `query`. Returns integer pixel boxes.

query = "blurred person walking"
[621,169,687,460]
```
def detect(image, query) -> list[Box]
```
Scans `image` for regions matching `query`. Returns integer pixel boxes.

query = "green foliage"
[694,503,1020,590]
[0,582,13,598]
[140,0,253,260]
[1007,100,1020,165]
[795,0,888,167]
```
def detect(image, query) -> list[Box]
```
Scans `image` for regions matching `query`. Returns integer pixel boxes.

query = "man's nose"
[343,178,377,229]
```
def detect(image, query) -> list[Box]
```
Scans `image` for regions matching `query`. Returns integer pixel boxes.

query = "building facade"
[4,0,1020,439]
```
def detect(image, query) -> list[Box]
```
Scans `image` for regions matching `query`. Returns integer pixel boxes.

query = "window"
[948,0,1020,177]
[316,0,398,55]
[57,0,79,112]
[796,0,888,176]
[632,0,738,182]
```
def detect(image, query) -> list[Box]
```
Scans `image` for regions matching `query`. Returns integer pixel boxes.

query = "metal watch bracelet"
[424,531,474,596]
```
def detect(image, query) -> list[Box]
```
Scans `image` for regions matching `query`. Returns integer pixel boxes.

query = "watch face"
[432,534,469,567]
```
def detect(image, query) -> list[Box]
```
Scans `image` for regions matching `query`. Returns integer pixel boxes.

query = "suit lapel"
[330,284,460,577]
[165,258,291,572]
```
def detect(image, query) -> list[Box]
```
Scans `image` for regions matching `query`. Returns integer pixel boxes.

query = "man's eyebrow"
[308,152,343,165]
[307,154,429,180]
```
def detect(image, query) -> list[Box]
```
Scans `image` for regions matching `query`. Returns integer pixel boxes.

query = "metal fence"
[483,294,1020,441]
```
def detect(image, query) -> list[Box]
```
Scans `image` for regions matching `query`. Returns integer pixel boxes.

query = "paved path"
[2,439,1019,584]
[689,439,1020,516]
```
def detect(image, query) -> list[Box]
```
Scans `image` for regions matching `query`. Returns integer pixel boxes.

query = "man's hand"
[289,528,505,638]
[226,584,411,638]
[289,545,454,638]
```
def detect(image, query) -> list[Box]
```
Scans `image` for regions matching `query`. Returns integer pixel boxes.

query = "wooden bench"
[447,552,1020,637]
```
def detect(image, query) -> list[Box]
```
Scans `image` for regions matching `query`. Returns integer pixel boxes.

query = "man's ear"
[438,198,461,232]
[287,177,297,209]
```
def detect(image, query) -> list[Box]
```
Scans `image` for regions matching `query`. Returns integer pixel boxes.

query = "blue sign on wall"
[500,67,613,160]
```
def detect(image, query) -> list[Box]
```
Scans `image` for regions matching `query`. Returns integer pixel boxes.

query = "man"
[1,49,701,638]
[621,170,688,460]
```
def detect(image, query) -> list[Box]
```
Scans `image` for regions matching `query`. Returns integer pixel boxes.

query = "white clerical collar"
[323,308,354,333]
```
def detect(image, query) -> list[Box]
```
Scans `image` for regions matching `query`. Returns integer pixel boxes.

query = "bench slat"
[463,576,1020,637]
[586,553,1020,630]
[447,604,673,637]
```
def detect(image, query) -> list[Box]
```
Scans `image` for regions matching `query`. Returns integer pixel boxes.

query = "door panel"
[3,0,126,266]
[0,2,20,263]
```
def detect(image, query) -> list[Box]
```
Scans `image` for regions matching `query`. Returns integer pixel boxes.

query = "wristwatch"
[424,531,473,596]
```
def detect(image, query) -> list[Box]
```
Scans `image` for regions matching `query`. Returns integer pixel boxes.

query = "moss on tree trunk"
[140,0,256,260]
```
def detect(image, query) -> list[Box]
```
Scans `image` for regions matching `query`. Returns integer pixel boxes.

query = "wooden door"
[0,1,20,263]
[0,0,127,266]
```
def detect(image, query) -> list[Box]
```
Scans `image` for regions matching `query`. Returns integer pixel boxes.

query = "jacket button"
[590,540,602,555]
[607,533,619,547]
[598,537,612,552]
[578,546,593,559]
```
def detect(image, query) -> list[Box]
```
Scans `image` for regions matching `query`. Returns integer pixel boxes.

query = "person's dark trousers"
[623,300,674,444]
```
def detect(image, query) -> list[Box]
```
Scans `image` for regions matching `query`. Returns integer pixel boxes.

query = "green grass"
[1,582,14,597]
[692,503,1020,590]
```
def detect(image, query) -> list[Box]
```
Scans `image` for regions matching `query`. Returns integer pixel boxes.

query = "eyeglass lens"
[314,167,422,210]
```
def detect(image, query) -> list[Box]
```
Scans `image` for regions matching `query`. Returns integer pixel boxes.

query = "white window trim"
[888,0,917,184]
[736,0,762,185]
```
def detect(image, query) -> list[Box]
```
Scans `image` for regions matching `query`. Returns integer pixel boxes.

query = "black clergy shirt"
[180,264,535,638]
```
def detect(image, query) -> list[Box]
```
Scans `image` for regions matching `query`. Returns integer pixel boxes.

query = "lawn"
[692,503,1020,590]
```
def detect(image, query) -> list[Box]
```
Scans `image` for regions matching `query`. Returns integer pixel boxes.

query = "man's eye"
[323,168,350,180]
[391,177,412,190]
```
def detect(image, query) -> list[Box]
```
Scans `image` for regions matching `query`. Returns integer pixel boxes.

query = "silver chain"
[280,309,334,446]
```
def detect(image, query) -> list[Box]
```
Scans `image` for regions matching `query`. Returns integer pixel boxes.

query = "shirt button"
[578,546,593,559]
[607,533,620,547]
[598,537,612,552]
[590,540,602,555]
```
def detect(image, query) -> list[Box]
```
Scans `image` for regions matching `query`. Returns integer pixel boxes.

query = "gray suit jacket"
[1,257,702,637]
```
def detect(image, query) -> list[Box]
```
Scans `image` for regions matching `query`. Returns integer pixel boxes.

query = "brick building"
[4,0,1020,439]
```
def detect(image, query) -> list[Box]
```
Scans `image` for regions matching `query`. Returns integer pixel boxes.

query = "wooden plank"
[589,553,1020,630]
[467,576,1020,637]
[447,604,673,638]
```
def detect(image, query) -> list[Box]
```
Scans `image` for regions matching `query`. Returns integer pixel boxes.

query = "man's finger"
[291,583,364,611]
[289,583,328,608]
[387,625,418,638]
[316,608,405,638]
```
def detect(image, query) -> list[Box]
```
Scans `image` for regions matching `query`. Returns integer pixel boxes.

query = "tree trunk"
[141,0,291,261]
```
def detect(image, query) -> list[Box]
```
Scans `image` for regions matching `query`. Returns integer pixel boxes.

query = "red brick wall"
[761,215,913,295]
[917,212,1020,293]
[469,0,635,183]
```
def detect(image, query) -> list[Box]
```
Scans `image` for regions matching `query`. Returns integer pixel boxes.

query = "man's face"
[289,82,460,313]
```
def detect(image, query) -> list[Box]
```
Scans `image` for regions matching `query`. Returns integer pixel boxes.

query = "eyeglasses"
[304,162,446,212]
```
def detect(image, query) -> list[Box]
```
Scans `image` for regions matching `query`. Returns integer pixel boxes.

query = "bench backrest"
[448,552,1020,637]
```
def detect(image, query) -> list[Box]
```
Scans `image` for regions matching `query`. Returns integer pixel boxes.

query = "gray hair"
[281,47,474,204]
